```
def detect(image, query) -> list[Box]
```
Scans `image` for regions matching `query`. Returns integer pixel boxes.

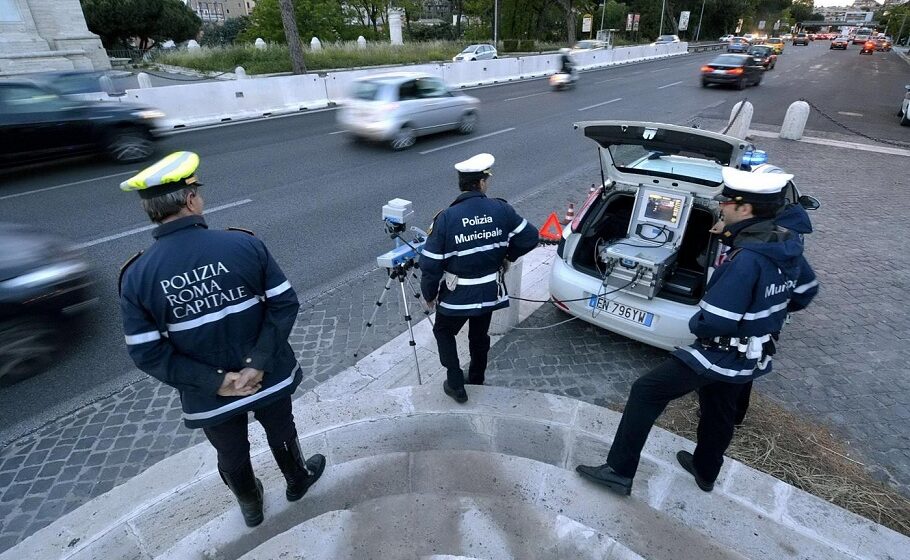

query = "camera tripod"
[353,259,433,385]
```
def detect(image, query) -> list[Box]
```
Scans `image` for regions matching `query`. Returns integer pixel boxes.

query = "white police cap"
[716,167,793,204]
[454,153,495,175]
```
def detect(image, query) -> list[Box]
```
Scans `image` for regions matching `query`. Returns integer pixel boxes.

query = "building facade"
[185,0,257,23]
[0,0,108,75]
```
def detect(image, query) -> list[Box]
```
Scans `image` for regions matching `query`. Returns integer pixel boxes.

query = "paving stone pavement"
[0,163,594,552]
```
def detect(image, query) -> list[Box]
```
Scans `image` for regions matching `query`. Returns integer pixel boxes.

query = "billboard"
[679,11,690,31]
[633,13,640,31]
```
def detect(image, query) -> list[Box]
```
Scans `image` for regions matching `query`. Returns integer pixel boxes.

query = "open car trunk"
[571,191,718,305]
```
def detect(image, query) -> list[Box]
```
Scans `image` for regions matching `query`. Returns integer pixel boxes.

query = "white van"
[853,28,873,44]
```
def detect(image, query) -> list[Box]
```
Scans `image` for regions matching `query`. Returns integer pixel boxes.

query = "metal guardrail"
[687,42,727,53]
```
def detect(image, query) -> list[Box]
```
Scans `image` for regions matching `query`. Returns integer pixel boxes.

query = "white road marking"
[595,77,625,84]
[0,170,138,201]
[505,91,550,101]
[837,111,863,117]
[418,128,516,155]
[657,80,684,89]
[329,130,347,135]
[578,97,623,111]
[748,130,910,158]
[158,106,339,136]
[74,199,254,249]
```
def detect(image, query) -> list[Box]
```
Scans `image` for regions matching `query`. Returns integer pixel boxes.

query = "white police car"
[549,121,818,350]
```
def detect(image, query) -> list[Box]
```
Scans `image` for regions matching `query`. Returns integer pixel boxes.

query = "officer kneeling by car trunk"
[576,167,819,496]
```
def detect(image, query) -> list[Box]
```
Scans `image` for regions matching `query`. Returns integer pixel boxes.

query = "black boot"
[219,461,264,527]
[676,450,714,492]
[271,438,326,502]
[575,463,633,496]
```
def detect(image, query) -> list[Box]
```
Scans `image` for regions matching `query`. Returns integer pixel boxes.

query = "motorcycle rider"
[559,48,577,77]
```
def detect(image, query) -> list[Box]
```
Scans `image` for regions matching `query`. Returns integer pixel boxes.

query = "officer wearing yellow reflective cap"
[118,152,326,528]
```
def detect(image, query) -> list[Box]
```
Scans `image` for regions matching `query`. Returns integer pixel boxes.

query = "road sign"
[774,19,780,30]
[735,18,743,33]
[633,13,640,32]
[679,11,690,31]
[758,20,766,30]
[626,13,633,31]
[583,14,593,33]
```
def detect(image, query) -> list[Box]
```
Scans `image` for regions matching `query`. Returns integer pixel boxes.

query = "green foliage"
[405,23,457,42]
[517,39,537,51]
[81,0,201,49]
[201,17,252,47]
[790,0,814,23]
[242,0,345,43]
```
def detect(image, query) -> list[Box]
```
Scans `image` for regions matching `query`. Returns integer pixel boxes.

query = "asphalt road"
[0,42,907,442]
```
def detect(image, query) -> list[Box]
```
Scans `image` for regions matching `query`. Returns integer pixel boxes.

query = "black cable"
[507,274,640,303]
[722,97,747,135]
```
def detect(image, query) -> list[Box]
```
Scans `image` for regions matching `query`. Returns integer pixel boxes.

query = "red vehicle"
[860,40,876,54]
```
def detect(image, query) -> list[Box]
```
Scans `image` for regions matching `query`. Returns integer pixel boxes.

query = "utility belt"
[443,269,507,296]
[697,333,779,360]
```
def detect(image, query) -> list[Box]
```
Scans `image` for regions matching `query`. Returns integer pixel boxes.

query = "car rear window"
[711,55,747,65]
[351,81,386,101]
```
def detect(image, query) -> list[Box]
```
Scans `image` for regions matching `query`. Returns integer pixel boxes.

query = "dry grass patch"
[637,391,910,536]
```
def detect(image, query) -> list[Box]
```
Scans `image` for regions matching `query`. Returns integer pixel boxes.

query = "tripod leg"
[398,274,423,385]
[353,275,394,358]
[405,274,434,325]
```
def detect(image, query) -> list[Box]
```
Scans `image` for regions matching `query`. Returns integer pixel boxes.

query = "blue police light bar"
[742,150,768,166]
[376,239,426,269]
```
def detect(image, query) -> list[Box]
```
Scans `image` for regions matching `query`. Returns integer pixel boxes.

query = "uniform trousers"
[606,356,748,483]
[432,310,493,390]
[202,395,296,475]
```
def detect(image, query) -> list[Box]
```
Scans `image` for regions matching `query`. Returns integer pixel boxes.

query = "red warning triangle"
[539,212,564,242]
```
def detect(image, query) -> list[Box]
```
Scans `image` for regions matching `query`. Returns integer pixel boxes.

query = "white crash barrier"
[131,44,687,128]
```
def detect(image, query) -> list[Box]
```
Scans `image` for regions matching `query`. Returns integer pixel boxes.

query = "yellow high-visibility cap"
[120,151,203,199]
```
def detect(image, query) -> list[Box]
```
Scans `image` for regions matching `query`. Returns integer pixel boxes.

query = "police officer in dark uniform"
[576,167,819,496]
[118,152,325,527]
[420,153,539,403]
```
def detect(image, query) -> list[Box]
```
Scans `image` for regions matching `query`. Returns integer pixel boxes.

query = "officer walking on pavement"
[420,153,539,403]
[576,167,819,495]
[118,152,326,527]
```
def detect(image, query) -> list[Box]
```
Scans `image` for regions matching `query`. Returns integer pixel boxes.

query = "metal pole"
[659,0,667,36]
[695,0,706,42]
[494,0,499,46]
[897,12,908,47]
[600,0,606,38]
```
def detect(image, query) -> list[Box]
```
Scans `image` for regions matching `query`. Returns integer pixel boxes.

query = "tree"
[245,0,345,43]
[200,17,251,47]
[790,0,814,24]
[80,0,201,49]
[278,0,306,74]
[149,0,201,48]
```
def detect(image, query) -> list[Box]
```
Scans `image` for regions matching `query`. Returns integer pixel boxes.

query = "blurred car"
[0,223,95,386]
[874,38,892,51]
[781,33,793,40]
[743,33,756,43]
[0,81,163,167]
[830,36,850,49]
[899,84,910,127]
[793,33,810,46]
[726,37,751,53]
[719,34,735,42]
[653,34,681,44]
[23,70,123,96]
[764,37,785,54]
[860,40,876,54]
[549,121,818,350]
[336,72,480,150]
[701,54,764,89]
[452,44,498,61]
[571,40,606,54]
[747,45,777,70]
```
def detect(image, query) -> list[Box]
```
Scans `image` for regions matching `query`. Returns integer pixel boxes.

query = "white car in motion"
[548,121,819,350]
[453,44,498,61]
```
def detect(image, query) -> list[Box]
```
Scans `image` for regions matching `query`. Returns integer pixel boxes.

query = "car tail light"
[551,296,570,311]
[700,65,713,72]
[727,67,744,75]
[571,186,602,232]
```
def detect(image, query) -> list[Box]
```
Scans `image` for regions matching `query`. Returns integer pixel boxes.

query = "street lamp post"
[659,0,667,36]
[600,0,606,38]
[494,0,499,46]
[695,0,706,42]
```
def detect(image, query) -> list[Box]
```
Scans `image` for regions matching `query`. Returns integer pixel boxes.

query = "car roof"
[355,72,436,83]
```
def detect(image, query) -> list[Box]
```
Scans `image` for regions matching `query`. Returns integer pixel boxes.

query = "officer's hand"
[234,367,264,390]
[217,372,259,397]
[708,219,724,235]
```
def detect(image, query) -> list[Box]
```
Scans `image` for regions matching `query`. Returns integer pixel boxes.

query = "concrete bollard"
[490,258,523,336]
[780,101,810,140]
[98,75,114,95]
[726,100,754,140]
[234,66,248,79]
[254,38,266,50]
[137,72,153,89]
[357,36,367,49]
[388,10,403,45]
[186,40,200,51]
[310,37,321,51]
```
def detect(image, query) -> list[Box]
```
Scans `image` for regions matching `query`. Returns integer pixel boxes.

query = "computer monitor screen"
[640,192,685,228]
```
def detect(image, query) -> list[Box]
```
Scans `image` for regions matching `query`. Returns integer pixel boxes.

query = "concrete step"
[235,492,645,560]
[3,385,907,560]
[157,451,739,560]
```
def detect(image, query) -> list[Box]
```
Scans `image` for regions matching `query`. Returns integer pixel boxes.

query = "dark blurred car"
[793,33,810,46]
[0,81,164,168]
[860,40,876,55]
[701,54,764,89]
[25,70,123,96]
[726,37,751,53]
[830,36,849,49]
[747,45,777,70]
[0,224,95,386]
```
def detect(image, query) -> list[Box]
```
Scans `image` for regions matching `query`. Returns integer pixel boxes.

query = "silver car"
[336,72,480,150]
[453,44,498,61]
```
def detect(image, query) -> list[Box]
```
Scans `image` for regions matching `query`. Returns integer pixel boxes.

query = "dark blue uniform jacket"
[119,215,301,428]
[674,216,818,383]
[420,191,539,317]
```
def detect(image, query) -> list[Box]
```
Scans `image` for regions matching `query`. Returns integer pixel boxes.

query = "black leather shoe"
[271,439,327,502]
[575,463,632,496]
[443,380,468,403]
[676,450,714,492]
[219,463,264,527]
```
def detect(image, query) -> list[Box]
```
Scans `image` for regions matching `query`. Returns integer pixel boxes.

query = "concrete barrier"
[517,54,559,78]
[444,58,522,87]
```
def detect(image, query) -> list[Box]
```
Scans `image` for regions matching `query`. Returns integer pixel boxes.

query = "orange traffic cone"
[539,212,563,244]
[562,203,575,225]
